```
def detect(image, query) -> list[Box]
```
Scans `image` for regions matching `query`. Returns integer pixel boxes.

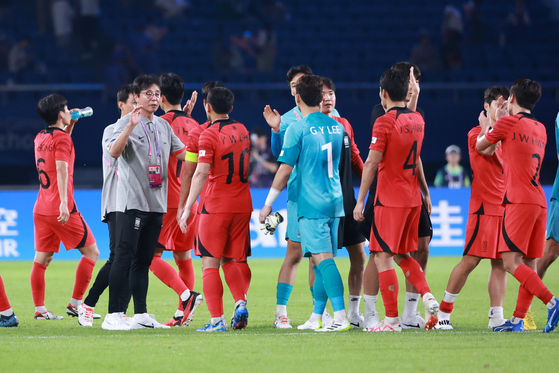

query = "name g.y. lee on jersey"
[309,125,342,135]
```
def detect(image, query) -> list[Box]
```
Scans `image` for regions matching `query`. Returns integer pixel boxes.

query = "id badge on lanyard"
[141,120,162,188]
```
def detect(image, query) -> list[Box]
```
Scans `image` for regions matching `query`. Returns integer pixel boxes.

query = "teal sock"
[312,266,327,315]
[310,286,314,299]
[276,283,293,306]
[318,259,345,312]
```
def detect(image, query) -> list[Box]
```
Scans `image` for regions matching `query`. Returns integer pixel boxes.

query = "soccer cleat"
[322,311,334,329]
[423,295,439,330]
[363,311,380,330]
[180,292,203,326]
[77,304,94,327]
[67,303,101,319]
[101,313,131,330]
[197,319,227,332]
[34,310,63,320]
[129,314,171,329]
[434,319,453,330]
[348,312,365,328]
[523,310,537,330]
[297,317,321,330]
[544,298,559,333]
[488,317,508,329]
[400,312,425,329]
[273,315,293,329]
[316,318,351,332]
[493,319,524,332]
[231,301,249,330]
[0,313,19,327]
[365,319,402,332]
[164,316,182,327]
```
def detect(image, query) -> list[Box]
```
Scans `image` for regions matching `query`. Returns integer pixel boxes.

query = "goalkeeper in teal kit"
[260,74,350,331]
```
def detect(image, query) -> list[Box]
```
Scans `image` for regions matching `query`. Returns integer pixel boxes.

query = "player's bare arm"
[63,109,80,135]
[55,160,69,225]
[259,163,293,223]
[417,157,431,215]
[109,105,143,158]
[263,105,281,133]
[477,111,499,156]
[180,162,210,233]
[177,159,197,225]
[182,90,198,115]
[354,149,383,222]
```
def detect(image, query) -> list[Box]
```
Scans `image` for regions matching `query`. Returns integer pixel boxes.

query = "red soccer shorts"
[34,212,96,253]
[462,214,502,259]
[370,206,420,255]
[499,204,546,259]
[157,203,198,252]
[236,226,252,262]
[197,213,251,259]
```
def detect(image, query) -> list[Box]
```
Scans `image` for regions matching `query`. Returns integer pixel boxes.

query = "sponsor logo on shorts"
[134,218,141,230]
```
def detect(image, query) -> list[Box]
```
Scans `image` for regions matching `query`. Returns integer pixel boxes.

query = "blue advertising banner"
[0,187,553,261]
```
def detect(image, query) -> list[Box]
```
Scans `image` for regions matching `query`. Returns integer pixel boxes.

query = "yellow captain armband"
[185,151,198,162]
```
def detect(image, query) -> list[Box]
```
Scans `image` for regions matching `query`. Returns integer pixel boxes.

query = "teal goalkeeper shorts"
[286,200,301,243]
[299,217,340,258]
[546,199,559,241]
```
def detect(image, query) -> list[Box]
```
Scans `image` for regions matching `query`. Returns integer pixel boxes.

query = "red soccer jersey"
[33,127,76,216]
[161,111,200,208]
[197,119,253,213]
[184,120,210,154]
[370,107,424,208]
[333,116,364,178]
[467,126,505,216]
[485,113,547,207]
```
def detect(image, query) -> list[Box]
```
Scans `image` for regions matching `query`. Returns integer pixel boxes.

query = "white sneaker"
[322,311,334,328]
[348,312,365,328]
[93,313,101,320]
[273,315,293,329]
[78,304,94,326]
[122,314,132,326]
[488,317,508,329]
[363,311,380,330]
[435,318,454,330]
[129,313,171,329]
[34,310,63,320]
[316,318,351,332]
[101,313,131,330]
[423,294,439,330]
[400,312,425,329]
[297,318,321,330]
[365,319,402,332]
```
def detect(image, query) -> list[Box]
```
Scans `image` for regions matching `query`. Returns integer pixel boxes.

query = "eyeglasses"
[142,91,161,99]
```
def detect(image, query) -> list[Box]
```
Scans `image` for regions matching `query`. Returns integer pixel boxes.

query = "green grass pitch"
[1,257,558,372]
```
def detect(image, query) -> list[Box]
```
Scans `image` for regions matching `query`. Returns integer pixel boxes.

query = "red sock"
[202,268,224,318]
[513,264,553,305]
[221,261,245,303]
[513,285,534,319]
[379,269,399,318]
[440,301,454,314]
[30,262,47,307]
[150,256,188,297]
[72,257,95,301]
[0,275,11,312]
[175,258,195,290]
[399,257,430,296]
[237,261,251,296]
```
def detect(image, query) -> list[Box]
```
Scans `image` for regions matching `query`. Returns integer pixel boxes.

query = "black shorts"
[338,214,367,248]
[418,201,433,240]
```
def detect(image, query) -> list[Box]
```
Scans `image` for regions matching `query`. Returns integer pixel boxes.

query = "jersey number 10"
[221,149,250,184]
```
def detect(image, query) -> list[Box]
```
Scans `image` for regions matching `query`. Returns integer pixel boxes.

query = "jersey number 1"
[403,141,418,175]
[322,142,333,178]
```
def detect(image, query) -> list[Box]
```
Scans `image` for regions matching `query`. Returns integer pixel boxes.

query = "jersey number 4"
[222,149,249,184]
[403,141,417,175]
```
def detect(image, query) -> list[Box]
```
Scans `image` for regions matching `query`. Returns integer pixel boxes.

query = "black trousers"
[108,210,162,314]
[84,212,131,311]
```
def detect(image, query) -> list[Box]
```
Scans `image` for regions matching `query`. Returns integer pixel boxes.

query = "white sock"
[402,292,420,320]
[309,313,321,323]
[235,300,245,308]
[174,310,184,318]
[70,298,82,308]
[275,305,287,317]
[0,308,13,316]
[438,310,451,321]
[386,316,399,325]
[364,294,378,316]
[83,303,94,310]
[488,306,504,319]
[333,310,347,323]
[348,295,361,316]
[211,317,222,325]
[35,306,47,313]
[443,291,459,303]
[180,290,191,302]
[510,316,522,324]
[547,298,557,309]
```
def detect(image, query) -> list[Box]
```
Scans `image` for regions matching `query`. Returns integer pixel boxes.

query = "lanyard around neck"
[140,120,161,157]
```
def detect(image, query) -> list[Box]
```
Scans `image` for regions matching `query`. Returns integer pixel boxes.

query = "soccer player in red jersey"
[147,73,202,327]
[0,275,18,327]
[354,69,439,332]
[477,78,559,332]
[32,94,99,320]
[436,86,510,330]
[181,87,252,332]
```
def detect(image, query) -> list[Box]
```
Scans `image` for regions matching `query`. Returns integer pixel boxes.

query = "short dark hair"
[484,85,510,104]
[391,62,421,82]
[510,78,542,111]
[295,74,323,107]
[202,81,225,101]
[117,84,137,105]
[379,69,409,102]
[286,64,313,83]
[159,73,184,105]
[321,76,336,92]
[133,74,160,92]
[207,87,234,114]
[37,94,67,126]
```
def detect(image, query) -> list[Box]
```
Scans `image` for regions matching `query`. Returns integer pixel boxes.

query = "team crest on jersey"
[199,150,206,157]
[371,137,377,144]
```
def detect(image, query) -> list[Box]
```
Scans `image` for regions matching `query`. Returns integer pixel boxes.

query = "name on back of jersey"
[399,123,424,134]
[511,132,545,149]
[219,132,250,144]
[310,125,342,135]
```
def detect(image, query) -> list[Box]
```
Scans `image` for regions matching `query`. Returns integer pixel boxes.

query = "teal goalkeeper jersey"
[551,112,559,201]
[278,112,344,219]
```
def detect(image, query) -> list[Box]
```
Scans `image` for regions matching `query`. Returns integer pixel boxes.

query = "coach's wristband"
[185,151,198,162]
[265,188,281,207]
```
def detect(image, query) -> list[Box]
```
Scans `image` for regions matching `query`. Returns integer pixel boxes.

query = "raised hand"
[182,91,198,115]
[478,110,490,132]
[410,66,420,97]
[263,105,281,132]
[129,105,143,128]
[495,96,509,121]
